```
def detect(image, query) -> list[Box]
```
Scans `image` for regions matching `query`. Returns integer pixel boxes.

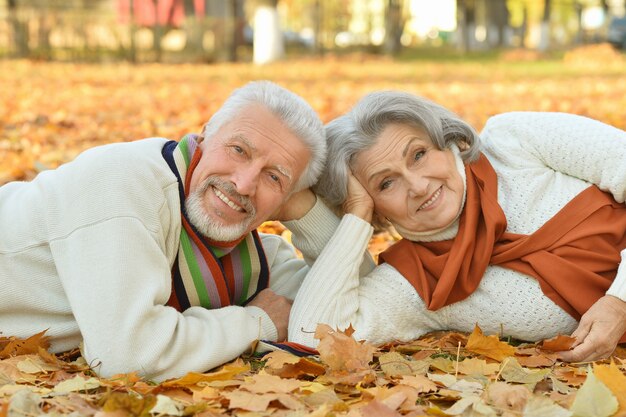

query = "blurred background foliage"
[0,0,625,63]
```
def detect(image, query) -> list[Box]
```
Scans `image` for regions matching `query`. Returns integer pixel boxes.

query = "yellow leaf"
[593,362,626,415]
[465,325,515,361]
[570,366,618,417]
[162,363,249,387]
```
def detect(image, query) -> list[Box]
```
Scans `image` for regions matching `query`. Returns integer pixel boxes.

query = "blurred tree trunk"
[151,0,164,62]
[519,5,527,48]
[456,0,476,52]
[128,0,137,62]
[538,0,551,51]
[488,0,509,47]
[183,0,204,58]
[383,0,404,55]
[8,0,29,57]
[312,0,323,55]
[253,0,284,65]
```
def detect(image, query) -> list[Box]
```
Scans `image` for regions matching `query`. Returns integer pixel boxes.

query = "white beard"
[185,177,255,242]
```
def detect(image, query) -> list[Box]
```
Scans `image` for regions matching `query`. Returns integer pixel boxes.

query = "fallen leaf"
[466,325,515,361]
[358,399,403,417]
[457,358,500,376]
[7,389,41,416]
[150,394,182,416]
[499,358,550,387]
[379,352,428,377]
[314,323,376,372]
[487,381,529,412]
[240,373,302,394]
[593,361,626,415]
[570,366,618,417]
[52,375,101,393]
[0,331,50,359]
[263,351,326,379]
[541,335,576,352]
[161,362,249,387]
[223,390,277,412]
[397,375,438,394]
[523,395,572,417]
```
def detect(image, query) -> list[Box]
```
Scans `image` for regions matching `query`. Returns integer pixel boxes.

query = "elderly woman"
[285,91,626,362]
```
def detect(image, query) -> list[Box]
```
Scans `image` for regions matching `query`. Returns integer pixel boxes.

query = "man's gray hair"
[202,80,326,191]
[315,90,480,208]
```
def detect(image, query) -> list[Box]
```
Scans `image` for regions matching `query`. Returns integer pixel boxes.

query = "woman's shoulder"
[484,111,602,132]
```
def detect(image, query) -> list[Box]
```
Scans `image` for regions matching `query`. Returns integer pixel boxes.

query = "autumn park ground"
[1,44,626,416]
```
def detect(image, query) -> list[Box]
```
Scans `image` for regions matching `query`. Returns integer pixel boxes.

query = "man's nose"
[233,164,261,197]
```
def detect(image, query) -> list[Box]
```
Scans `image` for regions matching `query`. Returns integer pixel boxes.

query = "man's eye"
[269,173,280,183]
[233,146,244,154]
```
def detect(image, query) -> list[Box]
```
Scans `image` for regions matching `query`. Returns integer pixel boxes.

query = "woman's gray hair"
[202,80,326,191]
[315,90,480,208]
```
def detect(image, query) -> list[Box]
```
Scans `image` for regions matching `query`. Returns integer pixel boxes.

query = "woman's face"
[351,123,465,234]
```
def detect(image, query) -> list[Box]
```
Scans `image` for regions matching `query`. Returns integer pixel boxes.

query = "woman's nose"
[407,175,428,198]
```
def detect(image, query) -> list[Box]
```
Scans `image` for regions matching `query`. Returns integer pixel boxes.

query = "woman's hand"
[343,172,375,223]
[272,188,317,222]
[557,295,626,362]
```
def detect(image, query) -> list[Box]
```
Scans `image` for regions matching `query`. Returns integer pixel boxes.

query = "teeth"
[214,188,244,212]
[418,188,441,210]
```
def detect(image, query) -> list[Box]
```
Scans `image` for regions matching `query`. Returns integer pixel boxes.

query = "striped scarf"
[162,134,270,311]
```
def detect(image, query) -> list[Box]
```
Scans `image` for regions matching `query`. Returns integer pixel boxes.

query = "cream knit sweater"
[0,138,318,382]
[287,112,626,348]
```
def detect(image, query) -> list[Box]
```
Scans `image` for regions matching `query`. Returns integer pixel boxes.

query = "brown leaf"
[541,334,576,352]
[263,351,326,379]
[314,324,376,372]
[0,331,50,359]
[486,381,529,412]
[465,325,515,361]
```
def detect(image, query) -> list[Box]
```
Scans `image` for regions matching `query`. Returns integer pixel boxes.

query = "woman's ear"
[457,140,470,151]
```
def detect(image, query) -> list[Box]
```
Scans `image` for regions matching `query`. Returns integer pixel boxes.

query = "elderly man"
[0,81,327,381]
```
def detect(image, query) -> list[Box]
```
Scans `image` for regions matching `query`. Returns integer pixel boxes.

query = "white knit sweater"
[0,138,317,382]
[287,112,626,348]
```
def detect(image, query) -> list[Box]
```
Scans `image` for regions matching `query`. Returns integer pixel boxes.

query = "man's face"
[186,104,311,242]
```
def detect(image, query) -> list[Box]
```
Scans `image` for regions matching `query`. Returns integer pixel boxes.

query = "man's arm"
[51,217,275,382]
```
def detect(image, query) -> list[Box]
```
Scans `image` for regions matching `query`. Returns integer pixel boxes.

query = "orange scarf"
[379,154,626,339]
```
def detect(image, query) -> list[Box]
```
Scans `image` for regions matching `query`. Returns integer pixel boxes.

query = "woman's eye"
[413,150,425,161]
[269,173,280,183]
[233,146,244,154]
[379,179,392,191]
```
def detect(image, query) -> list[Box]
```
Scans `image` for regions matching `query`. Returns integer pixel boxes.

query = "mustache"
[198,177,256,215]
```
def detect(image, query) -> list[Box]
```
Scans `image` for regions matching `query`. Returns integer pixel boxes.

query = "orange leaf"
[540,334,576,352]
[0,330,50,359]
[465,325,515,361]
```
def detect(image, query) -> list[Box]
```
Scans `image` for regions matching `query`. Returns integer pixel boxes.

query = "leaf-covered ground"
[1,45,626,415]
[1,325,626,416]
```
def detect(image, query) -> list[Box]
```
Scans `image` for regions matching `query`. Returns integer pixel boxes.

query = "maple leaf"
[465,325,515,361]
[540,334,576,352]
[314,323,376,372]
[0,330,50,359]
